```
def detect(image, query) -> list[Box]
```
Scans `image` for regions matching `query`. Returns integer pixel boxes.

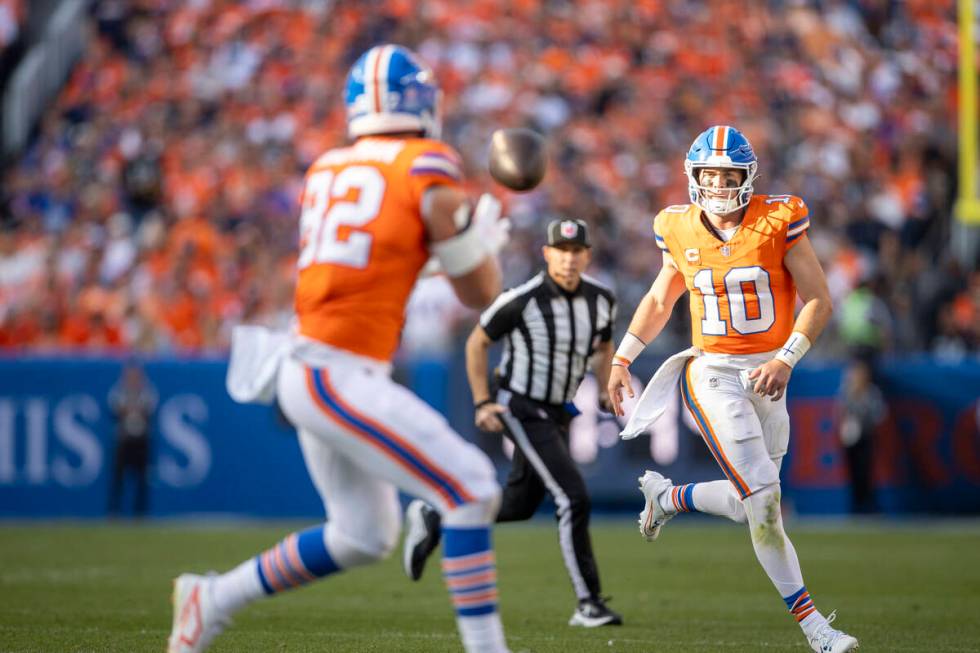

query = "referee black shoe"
[568,596,623,627]
[403,499,442,581]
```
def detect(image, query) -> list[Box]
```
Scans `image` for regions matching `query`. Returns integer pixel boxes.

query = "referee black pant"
[496,391,602,601]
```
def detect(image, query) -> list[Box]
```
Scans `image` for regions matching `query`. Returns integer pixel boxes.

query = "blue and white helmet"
[345,44,441,139]
[684,125,759,215]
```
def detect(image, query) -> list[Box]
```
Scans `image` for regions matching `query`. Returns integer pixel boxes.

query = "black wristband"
[474,399,494,410]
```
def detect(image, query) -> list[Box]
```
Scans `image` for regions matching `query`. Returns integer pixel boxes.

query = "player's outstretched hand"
[472,193,511,256]
[475,402,507,433]
[748,359,792,401]
[607,365,634,417]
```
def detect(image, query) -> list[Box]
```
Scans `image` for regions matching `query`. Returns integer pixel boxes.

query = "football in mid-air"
[488,128,547,191]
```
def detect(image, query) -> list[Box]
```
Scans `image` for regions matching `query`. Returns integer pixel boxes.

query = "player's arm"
[749,234,833,400]
[591,339,614,413]
[423,185,502,309]
[607,252,688,416]
[465,324,506,432]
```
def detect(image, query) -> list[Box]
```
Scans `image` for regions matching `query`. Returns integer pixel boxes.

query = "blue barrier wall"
[0,356,977,518]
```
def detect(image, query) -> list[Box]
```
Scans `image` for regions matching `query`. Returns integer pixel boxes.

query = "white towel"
[620,347,698,439]
[225,325,291,405]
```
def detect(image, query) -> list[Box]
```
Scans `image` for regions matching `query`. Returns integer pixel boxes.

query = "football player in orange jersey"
[168,45,511,653]
[607,126,858,653]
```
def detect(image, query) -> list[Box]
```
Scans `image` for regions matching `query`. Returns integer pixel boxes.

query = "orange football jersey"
[294,136,464,361]
[653,195,810,354]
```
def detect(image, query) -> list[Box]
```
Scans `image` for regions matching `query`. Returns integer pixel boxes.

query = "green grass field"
[1,519,978,652]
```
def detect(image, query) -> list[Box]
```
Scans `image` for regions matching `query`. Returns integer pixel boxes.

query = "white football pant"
[277,341,501,552]
[680,350,791,497]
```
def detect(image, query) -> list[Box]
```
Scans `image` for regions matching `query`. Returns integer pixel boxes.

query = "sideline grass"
[1,519,978,652]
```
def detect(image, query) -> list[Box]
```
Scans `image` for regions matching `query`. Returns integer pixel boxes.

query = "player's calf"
[435,489,508,653]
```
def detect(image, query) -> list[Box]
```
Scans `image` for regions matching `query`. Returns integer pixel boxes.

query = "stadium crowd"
[0,0,975,361]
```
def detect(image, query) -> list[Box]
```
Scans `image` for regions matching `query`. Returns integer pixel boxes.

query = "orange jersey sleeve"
[658,195,809,354]
[294,137,464,361]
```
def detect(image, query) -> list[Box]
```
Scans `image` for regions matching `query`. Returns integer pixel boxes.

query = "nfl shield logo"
[720,245,731,257]
[560,221,578,238]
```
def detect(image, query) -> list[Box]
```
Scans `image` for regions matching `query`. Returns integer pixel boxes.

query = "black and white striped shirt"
[480,271,617,405]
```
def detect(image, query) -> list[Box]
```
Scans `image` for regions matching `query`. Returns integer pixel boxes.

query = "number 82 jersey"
[653,195,810,355]
[294,136,465,362]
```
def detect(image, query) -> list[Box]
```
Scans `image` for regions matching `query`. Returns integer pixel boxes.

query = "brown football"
[488,128,546,192]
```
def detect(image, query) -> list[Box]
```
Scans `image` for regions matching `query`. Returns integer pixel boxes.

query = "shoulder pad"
[761,194,807,217]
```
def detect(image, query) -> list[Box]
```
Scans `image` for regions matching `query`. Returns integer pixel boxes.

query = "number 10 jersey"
[653,195,810,355]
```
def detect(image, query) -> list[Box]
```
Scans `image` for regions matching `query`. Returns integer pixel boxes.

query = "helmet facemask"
[685,159,758,216]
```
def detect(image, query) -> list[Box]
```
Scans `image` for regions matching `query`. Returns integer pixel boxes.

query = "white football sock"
[457,612,509,653]
[211,558,265,615]
[657,480,746,523]
[693,480,746,522]
[744,486,826,634]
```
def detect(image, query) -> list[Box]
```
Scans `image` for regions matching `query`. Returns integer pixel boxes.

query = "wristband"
[613,332,647,367]
[431,223,487,277]
[774,331,811,369]
[474,399,494,410]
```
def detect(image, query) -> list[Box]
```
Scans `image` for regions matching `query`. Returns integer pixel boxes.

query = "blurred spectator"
[0,0,973,359]
[838,354,887,514]
[107,360,157,517]
[838,276,893,355]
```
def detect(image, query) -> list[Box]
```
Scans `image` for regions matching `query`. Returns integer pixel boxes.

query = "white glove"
[421,194,510,277]
[471,193,511,256]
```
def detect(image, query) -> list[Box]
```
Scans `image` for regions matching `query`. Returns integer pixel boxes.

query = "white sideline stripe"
[364,47,381,113]
[376,45,395,111]
[498,403,589,600]
[411,156,461,177]
[787,221,810,236]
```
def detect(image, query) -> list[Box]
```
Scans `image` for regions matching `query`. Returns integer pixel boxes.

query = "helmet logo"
[560,221,578,238]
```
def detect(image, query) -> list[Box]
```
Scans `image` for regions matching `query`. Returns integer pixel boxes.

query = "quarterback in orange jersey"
[608,126,858,653]
[168,45,511,653]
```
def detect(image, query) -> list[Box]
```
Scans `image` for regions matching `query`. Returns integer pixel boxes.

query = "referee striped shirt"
[479,271,617,405]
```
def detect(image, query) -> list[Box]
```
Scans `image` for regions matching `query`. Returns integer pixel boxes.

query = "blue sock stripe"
[442,526,499,618]
[297,525,340,577]
[276,541,306,583]
[450,583,497,596]
[442,526,491,557]
[457,604,498,617]
[783,586,807,609]
[682,484,696,512]
[255,555,274,594]
[443,564,495,578]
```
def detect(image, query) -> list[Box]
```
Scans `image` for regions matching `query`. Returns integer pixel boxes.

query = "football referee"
[403,218,623,627]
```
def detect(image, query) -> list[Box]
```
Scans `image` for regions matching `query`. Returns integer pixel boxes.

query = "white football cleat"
[807,611,859,653]
[167,573,231,653]
[638,471,674,541]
